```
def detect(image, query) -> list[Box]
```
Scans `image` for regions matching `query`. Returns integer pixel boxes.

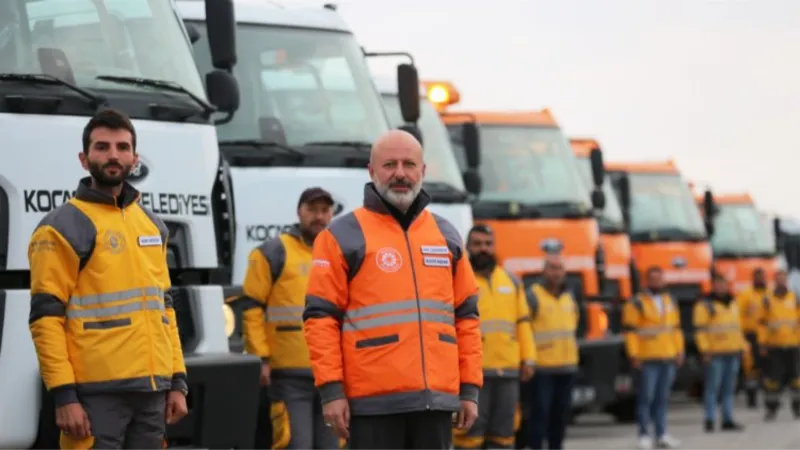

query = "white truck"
[0,0,261,448]
[374,75,476,239]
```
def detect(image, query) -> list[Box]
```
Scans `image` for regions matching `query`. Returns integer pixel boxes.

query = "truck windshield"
[474,125,591,207]
[0,0,204,98]
[711,203,775,256]
[627,172,707,239]
[576,157,625,232]
[189,22,388,146]
[381,95,466,191]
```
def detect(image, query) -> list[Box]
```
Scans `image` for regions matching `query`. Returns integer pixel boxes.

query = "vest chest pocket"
[83,317,132,330]
[355,334,400,349]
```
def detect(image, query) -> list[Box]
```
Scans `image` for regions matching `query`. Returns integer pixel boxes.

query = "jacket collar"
[75,176,139,208]
[284,223,313,247]
[362,182,431,230]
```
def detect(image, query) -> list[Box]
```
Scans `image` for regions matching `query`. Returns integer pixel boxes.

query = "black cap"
[298,187,334,208]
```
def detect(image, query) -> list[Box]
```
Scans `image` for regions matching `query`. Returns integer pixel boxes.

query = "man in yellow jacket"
[525,254,579,450]
[453,225,535,449]
[757,269,800,420]
[734,267,769,408]
[693,272,746,432]
[622,266,683,450]
[229,187,338,449]
[28,109,188,449]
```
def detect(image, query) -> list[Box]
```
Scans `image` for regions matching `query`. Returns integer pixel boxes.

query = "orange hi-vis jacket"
[303,183,483,415]
[28,178,187,407]
[235,225,315,376]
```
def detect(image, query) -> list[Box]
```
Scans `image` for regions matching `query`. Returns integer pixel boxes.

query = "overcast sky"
[324,0,800,217]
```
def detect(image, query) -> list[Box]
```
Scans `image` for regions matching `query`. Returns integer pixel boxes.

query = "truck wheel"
[607,398,636,423]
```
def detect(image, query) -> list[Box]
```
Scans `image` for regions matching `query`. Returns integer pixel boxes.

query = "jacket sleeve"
[453,245,483,402]
[621,300,640,359]
[516,282,536,366]
[237,247,275,360]
[303,229,349,404]
[28,224,79,407]
[672,299,685,355]
[692,302,710,355]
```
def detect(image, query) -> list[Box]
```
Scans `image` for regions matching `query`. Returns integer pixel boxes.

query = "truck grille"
[669,283,703,337]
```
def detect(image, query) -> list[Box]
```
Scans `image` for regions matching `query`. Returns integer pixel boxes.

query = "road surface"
[567,395,800,449]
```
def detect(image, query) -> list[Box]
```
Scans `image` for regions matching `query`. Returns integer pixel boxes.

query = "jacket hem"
[535,365,578,374]
[349,389,461,416]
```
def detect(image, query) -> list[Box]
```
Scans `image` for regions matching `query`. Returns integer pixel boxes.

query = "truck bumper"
[573,335,624,411]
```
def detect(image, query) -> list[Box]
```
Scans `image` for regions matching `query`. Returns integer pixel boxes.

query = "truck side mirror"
[774,217,784,253]
[397,64,420,123]
[462,169,482,196]
[399,124,423,145]
[462,123,480,169]
[591,188,606,210]
[206,70,239,113]
[184,21,201,44]
[618,174,631,210]
[204,0,237,70]
[703,189,716,236]
[589,147,605,187]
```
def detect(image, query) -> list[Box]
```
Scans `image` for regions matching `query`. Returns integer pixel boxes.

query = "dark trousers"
[527,372,575,450]
[254,387,273,449]
[348,411,453,449]
[763,347,800,412]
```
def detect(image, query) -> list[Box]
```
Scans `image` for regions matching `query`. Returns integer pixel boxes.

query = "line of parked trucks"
[0,0,795,448]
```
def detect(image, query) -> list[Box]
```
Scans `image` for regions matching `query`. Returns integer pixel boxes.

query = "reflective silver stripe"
[66,300,164,319]
[345,299,453,321]
[265,305,304,323]
[69,286,163,307]
[705,324,740,333]
[481,319,516,334]
[637,326,676,337]
[767,319,797,329]
[342,311,454,332]
[534,329,575,343]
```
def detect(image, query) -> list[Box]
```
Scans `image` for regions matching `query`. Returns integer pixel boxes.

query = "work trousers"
[270,376,339,449]
[348,410,453,449]
[455,377,519,449]
[703,354,740,423]
[762,347,800,412]
[636,361,675,440]
[59,392,166,449]
[743,333,761,392]
[527,372,575,450]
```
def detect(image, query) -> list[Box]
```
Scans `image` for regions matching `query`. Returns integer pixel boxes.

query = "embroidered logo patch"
[104,230,126,255]
[498,286,513,294]
[138,235,162,247]
[421,245,449,255]
[376,247,403,273]
[423,256,450,268]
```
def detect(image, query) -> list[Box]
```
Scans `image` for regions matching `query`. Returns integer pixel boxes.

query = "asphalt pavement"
[566,394,800,449]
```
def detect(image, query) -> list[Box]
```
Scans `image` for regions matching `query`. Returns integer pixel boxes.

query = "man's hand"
[521,363,535,382]
[322,398,350,440]
[455,400,478,430]
[760,347,768,357]
[702,354,712,365]
[630,358,642,370]
[56,403,91,438]
[166,391,188,425]
[260,362,271,386]
[676,354,685,367]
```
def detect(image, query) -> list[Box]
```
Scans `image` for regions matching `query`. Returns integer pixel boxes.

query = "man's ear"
[78,151,89,170]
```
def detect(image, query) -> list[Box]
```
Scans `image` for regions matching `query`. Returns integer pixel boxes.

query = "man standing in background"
[735,267,769,408]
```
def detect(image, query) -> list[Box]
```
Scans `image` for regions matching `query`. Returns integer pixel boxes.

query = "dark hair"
[82,108,137,154]
[711,270,726,282]
[467,224,493,243]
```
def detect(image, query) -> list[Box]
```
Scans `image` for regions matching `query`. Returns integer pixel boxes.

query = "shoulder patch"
[526,285,540,319]
[35,202,97,270]
[328,211,366,282]
[257,237,287,282]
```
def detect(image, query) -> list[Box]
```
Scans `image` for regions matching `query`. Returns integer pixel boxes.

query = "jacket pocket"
[438,333,457,344]
[83,317,132,330]
[276,325,303,332]
[356,334,399,349]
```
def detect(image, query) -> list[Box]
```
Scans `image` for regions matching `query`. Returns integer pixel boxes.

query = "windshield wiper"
[0,73,105,106]
[96,75,214,115]
[220,139,305,158]
[304,140,371,151]
[423,181,469,203]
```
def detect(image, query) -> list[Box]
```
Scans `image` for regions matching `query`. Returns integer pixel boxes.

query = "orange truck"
[424,81,623,424]
[695,191,780,292]
[606,160,714,399]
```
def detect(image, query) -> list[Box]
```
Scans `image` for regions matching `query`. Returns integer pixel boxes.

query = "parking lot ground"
[567,395,800,449]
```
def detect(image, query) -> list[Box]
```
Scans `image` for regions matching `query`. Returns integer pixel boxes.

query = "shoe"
[704,420,714,432]
[656,434,681,448]
[765,409,777,421]
[637,435,653,449]
[746,390,757,409]
[721,421,744,431]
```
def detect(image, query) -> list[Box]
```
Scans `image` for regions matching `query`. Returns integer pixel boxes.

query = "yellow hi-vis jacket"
[693,295,746,356]
[234,225,313,376]
[476,267,536,377]
[622,291,684,362]
[735,286,768,334]
[757,289,800,348]
[28,178,187,407]
[526,284,578,372]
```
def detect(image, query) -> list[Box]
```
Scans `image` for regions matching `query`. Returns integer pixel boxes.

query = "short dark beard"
[88,160,130,188]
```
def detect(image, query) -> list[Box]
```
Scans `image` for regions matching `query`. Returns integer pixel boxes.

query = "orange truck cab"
[424,81,623,421]
[696,191,780,292]
[606,160,713,397]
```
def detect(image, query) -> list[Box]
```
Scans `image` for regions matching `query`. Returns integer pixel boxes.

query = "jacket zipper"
[403,230,430,409]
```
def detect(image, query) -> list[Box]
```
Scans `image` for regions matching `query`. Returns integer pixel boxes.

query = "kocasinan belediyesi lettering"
[23,189,210,216]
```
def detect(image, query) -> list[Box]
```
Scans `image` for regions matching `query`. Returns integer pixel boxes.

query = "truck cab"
[606,160,713,394]
[698,192,779,293]
[0,0,260,448]
[374,76,475,239]
[176,0,421,350]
